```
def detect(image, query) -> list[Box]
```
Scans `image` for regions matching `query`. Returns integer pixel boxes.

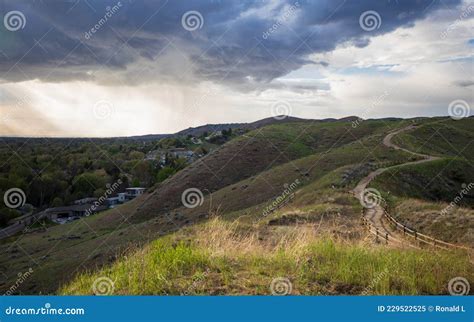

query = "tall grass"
[60,218,473,295]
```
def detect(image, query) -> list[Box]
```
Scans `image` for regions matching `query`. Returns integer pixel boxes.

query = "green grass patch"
[60,235,473,295]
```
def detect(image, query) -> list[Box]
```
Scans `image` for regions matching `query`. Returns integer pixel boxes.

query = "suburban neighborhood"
[0,187,146,239]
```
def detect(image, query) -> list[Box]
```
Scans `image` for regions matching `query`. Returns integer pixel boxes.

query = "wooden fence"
[361,202,471,251]
[380,205,470,250]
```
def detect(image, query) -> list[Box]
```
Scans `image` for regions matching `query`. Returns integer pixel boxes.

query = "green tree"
[129,151,145,160]
[156,166,176,182]
[131,178,140,187]
[51,197,63,207]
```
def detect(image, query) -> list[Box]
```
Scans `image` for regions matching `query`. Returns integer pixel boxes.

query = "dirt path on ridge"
[353,125,440,246]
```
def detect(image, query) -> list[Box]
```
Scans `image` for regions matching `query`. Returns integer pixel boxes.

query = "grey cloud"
[454,80,474,87]
[0,0,463,89]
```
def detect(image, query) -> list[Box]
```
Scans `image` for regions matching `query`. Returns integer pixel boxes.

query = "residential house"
[45,204,108,223]
[74,197,98,205]
[205,131,222,141]
[125,187,146,200]
[191,137,202,144]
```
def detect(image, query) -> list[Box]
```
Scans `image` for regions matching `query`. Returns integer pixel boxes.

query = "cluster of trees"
[156,155,187,183]
[0,138,160,226]
[0,131,239,227]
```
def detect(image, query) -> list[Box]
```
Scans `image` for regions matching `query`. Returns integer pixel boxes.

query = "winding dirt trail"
[353,125,440,246]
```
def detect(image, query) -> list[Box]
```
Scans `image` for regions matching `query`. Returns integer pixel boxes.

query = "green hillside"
[392,118,473,160]
[371,158,474,245]
[372,158,474,206]
[1,116,473,295]
[61,220,472,295]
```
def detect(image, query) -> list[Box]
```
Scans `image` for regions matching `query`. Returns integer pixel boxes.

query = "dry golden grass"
[193,216,329,257]
[60,215,473,295]
[392,198,474,246]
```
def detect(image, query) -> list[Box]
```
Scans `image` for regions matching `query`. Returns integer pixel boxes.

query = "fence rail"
[360,216,390,244]
[380,206,470,250]
[361,201,471,251]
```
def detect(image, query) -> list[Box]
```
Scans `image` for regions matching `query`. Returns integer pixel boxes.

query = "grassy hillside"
[388,199,474,246]
[2,116,473,295]
[371,158,474,245]
[393,118,474,160]
[61,218,473,295]
[372,158,474,206]
[128,118,408,223]
[0,118,411,294]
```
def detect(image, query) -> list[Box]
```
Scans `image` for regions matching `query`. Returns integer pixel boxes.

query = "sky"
[0,0,472,137]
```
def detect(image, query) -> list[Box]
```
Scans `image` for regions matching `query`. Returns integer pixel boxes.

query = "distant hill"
[129,116,309,140]
[128,116,368,140]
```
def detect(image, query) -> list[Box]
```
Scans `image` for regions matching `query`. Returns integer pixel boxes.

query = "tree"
[129,151,145,160]
[0,207,21,228]
[73,172,107,197]
[132,161,153,186]
[131,178,140,187]
[51,197,63,207]
[156,166,176,182]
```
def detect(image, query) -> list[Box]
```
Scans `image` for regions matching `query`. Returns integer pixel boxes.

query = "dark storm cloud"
[0,0,462,88]
[454,80,474,87]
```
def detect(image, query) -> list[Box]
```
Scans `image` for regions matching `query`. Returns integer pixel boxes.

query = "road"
[353,125,440,246]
